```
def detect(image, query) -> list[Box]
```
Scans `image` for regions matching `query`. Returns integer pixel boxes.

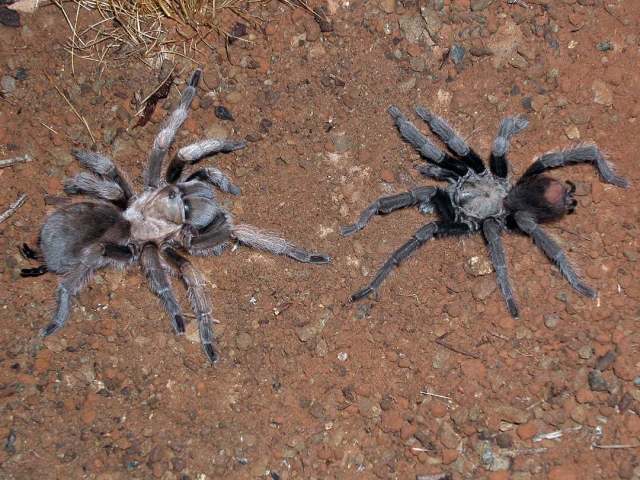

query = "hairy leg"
[184,168,241,195]
[40,242,135,335]
[144,69,201,189]
[140,244,185,334]
[231,224,330,263]
[341,186,437,236]
[388,106,468,176]
[163,247,217,363]
[416,164,459,182]
[483,219,519,317]
[20,265,48,277]
[414,106,485,174]
[521,145,628,188]
[351,222,438,301]
[490,116,529,178]
[64,172,126,204]
[20,243,42,261]
[514,211,596,298]
[72,150,134,200]
[186,211,232,253]
[352,221,470,301]
[165,138,246,183]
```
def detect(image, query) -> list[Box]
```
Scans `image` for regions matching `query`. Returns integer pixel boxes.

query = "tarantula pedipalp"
[342,105,628,317]
[20,69,330,363]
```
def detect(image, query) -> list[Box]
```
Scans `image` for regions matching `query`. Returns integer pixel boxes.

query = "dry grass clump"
[54,0,256,68]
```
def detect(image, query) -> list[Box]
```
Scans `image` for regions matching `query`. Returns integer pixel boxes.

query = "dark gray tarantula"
[341,105,628,317]
[20,69,330,363]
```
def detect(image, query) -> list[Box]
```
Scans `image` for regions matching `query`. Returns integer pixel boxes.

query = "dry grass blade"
[48,76,96,144]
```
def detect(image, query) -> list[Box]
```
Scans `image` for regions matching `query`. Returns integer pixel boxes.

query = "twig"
[49,77,96,144]
[502,447,547,456]
[420,390,453,402]
[533,425,582,442]
[435,332,480,359]
[593,443,640,450]
[0,194,27,224]
[0,154,32,168]
[416,474,452,480]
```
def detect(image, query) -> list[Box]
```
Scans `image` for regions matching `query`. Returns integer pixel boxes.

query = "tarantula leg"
[416,164,459,182]
[482,219,519,318]
[351,221,470,301]
[163,247,217,363]
[514,211,597,298]
[414,106,485,174]
[19,243,41,261]
[166,139,247,183]
[20,265,48,277]
[141,244,186,334]
[490,116,529,178]
[388,106,468,177]
[341,186,437,237]
[72,150,134,200]
[522,145,629,188]
[351,222,438,301]
[41,264,95,337]
[189,212,232,255]
[64,172,126,205]
[231,224,330,264]
[145,69,202,189]
[185,168,241,195]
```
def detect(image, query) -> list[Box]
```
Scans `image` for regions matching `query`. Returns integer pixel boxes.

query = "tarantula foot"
[340,224,360,237]
[350,286,375,302]
[308,253,331,264]
[289,248,331,264]
[40,323,62,337]
[19,243,39,260]
[203,343,219,364]
[21,266,48,277]
[608,174,630,189]
[506,299,519,319]
[576,283,598,299]
[173,315,186,334]
[189,69,202,87]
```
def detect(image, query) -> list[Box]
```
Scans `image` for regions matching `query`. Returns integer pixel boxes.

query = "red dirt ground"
[1,0,639,478]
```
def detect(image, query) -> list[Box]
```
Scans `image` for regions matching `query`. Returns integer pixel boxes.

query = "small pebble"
[215,105,234,121]
[1,75,16,94]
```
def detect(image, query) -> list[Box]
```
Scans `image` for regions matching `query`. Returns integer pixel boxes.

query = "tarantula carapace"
[342,105,628,317]
[21,69,330,363]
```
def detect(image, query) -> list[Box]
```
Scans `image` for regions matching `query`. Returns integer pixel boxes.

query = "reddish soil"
[1,0,639,479]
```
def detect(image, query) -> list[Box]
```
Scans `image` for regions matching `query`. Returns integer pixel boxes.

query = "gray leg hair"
[514,211,596,298]
[341,186,437,237]
[141,244,185,334]
[163,247,217,363]
[522,144,629,188]
[483,219,519,318]
[64,172,125,202]
[415,106,470,157]
[492,116,529,158]
[72,149,134,199]
[232,224,330,264]
[178,138,247,163]
[186,167,241,195]
[388,106,446,163]
[145,69,201,189]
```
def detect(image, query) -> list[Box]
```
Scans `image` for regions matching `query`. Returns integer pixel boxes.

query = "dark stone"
[0,6,19,27]
[214,105,234,121]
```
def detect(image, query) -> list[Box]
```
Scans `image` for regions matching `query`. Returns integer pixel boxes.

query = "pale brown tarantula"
[342,105,628,317]
[20,70,330,363]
